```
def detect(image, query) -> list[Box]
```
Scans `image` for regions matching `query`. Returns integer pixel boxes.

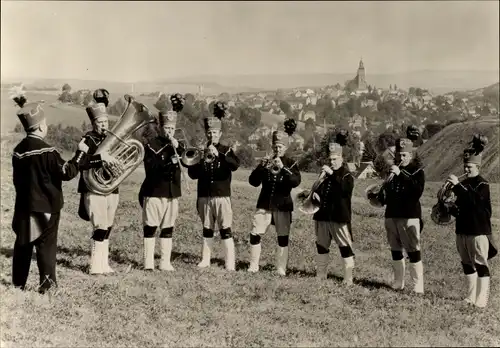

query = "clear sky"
[1,1,498,83]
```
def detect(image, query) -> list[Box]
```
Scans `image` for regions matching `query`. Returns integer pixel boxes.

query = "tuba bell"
[430,173,467,225]
[83,95,157,195]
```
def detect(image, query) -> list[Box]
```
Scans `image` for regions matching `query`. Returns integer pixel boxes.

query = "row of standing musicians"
[10,93,496,309]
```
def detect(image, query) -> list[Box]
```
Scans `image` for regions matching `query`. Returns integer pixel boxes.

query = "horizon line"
[2,68,499,85]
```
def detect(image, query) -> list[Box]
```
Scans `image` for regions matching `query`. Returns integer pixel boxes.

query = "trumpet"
[431,173,467,225]
[204,142,217,164]
[261,153,296,176]
[267,156,281,175]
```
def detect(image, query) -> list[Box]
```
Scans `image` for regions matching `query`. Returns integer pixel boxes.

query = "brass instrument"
[365,163,401,207]
[297,170,329,215]
[267,156,281,175]
[261,152,296,176]
[431,173,467,225]
[180,146,202,167]
[181,141,233,166]
[168,128,193,192]
[204,141,217,164]
[83,94,157,195]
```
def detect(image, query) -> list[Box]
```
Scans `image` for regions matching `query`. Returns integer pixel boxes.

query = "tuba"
[297,170,329,215]
[430,173,467,225]
[83,95,157,195]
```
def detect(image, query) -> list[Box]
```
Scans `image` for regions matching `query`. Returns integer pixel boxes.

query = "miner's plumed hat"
[10,85,46,131]
[155,93,184,127]
[396,138,414,153]
[86,102,109,123]
[272,118,297,145]
[204,100,227,131]
[463,134,487,165]
[328,129,348,156]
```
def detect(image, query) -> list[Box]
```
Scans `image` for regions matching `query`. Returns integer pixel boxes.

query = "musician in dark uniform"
[311,135,355,285]
[247,119,301,276]
[139,94,186,271]
[76,91,120,275]
[378,138,425,294]
[187,101,240,271]
[446,135,497,308]
[10,90,108,293]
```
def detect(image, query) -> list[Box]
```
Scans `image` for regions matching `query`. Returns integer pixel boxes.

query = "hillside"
[418,118,499,182]
[4,70,499,97]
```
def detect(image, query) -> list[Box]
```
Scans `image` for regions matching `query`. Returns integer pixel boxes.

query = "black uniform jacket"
[138,136,186,206]
[249,156,301,212]
[187,143,240,198]
[11,134,99,243]
[452,176,498,259]
[313,164,354,223]
[452,176,491,236]
[379,160,425,219]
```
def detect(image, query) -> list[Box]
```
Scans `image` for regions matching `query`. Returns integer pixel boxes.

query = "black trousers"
[12,212,61,293]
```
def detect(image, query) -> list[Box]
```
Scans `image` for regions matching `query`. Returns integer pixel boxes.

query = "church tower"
[357,59,367,91]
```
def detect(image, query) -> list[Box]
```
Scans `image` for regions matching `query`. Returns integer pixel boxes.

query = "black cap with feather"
[204,100,226,131]
[463,134,488,165]
[272,118,297,145]
[154,93,184,127]
[327,129,348,156]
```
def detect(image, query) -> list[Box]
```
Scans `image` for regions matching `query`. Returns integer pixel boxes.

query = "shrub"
[235,145,255,168]
[58,91,72,103]
[45,124,84,152]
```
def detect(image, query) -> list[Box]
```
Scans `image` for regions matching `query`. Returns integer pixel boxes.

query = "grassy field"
[0,129,499,347]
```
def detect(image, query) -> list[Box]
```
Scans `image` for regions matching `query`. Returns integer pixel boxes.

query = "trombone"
[170,128,195,192]
[180,138,235,167]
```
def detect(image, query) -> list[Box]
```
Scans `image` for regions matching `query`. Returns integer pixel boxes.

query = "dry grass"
[419,118,499,183]
[1,130,499,347]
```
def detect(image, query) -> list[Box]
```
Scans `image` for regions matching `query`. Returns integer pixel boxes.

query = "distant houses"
[344,161,376,179]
